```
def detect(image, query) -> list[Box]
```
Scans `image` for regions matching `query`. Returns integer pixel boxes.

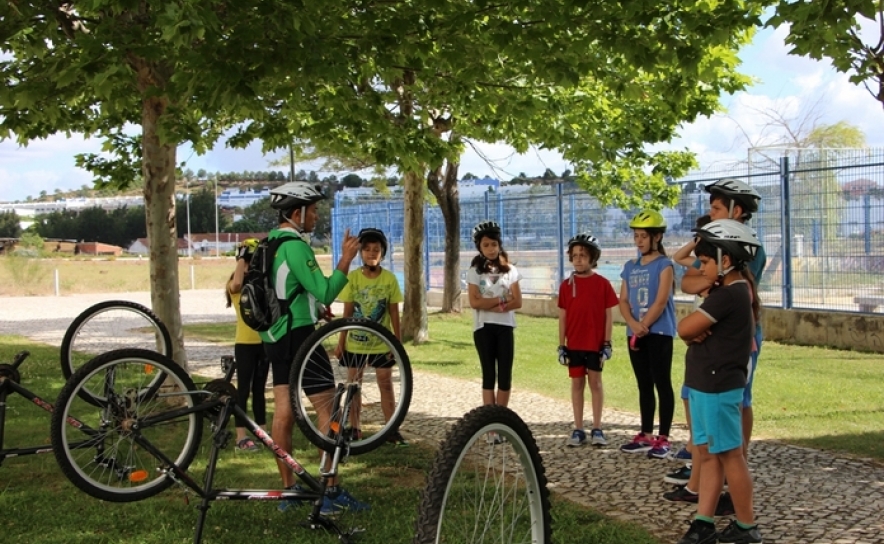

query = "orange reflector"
[129,470,149,482]
[144,365,154,374]
[330,422,340,433]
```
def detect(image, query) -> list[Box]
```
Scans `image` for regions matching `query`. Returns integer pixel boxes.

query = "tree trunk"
[427,159,462,313]
[141,89,186,369]
[401,170,429,344]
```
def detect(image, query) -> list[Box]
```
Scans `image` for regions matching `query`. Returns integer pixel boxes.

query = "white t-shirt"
[466,265,522,331]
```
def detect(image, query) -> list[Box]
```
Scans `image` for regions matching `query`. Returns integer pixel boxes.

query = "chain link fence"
[332,148,884,313]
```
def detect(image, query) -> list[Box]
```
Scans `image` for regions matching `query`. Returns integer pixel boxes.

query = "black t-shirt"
[684,281,753,393]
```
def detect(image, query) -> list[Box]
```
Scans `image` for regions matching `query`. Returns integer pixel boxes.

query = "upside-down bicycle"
[48,317,551,543]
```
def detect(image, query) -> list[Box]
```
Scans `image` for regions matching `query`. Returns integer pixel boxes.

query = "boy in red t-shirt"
[557,233,619,446]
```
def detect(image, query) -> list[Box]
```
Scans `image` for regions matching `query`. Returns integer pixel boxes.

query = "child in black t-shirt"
[675,219,763,544]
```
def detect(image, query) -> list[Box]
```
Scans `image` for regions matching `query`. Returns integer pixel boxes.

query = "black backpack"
[239,236,303,332]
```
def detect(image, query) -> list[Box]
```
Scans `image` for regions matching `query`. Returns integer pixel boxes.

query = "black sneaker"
[715,492,735,516]
[664,465,692,485]
[718,520,762,543]
[664,485,699,503]
[677,519,718,544]
[386,430,409,446]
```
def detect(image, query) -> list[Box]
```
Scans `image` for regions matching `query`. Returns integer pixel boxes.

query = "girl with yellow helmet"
[618,209,676,459]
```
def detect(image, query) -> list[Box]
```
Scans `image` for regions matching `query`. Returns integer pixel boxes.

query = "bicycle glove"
[600,341,613,362]
[557,345,570,366]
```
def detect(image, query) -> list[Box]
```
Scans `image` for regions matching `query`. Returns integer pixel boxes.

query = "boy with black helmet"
[336,228,406,446]
[466,220,522,442]
[675,219,763,544]
[557,233,618,447]
[260,181,367,515]
[618,209,677,459]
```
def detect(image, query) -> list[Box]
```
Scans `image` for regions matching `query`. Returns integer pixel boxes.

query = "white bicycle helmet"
[567,232,601,253]
[704,178,761,215]
[472,221,501,247]
[357,228,388,257]
[270,182,326,210]
[695,219,760,263]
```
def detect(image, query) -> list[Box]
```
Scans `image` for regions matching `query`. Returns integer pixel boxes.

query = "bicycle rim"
[51,349,202,502]
[60,301,172,406]
[413,405,551,544]
[290,318,412,455]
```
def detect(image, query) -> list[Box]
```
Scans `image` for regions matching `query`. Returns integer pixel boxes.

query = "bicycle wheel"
[413,405,551,544]
[51,349,203,502]
[289,318,412,455]
[61,301,173,406]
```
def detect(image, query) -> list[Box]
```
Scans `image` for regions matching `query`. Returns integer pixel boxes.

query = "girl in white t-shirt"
[466,221,522,419]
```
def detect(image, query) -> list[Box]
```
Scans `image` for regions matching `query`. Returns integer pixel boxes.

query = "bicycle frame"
[0,351,97,467]
[131,365,361,544]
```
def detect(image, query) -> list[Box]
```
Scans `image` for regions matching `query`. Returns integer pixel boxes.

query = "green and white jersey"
[339,269,402,354]
[259,228,349,343]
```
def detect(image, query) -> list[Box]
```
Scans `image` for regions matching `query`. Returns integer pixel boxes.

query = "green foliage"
[226,197,277,233]
[34,206,146,247]
[0,210,22,238]
[18,232,44,252]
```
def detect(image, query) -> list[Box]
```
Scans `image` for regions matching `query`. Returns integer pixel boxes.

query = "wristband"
[499,296,507,312]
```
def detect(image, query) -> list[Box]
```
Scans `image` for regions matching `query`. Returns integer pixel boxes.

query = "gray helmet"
[694,219,760,263]
[472,221,501,248]
[269,182,326,211]
[704,178,761,215]
[357,228,388,258]
[567,232,601,253]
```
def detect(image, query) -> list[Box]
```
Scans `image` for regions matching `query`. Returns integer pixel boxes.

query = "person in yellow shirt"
[226,238,270,452]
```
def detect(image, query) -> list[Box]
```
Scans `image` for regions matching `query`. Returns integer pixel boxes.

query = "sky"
[1,24,883,203]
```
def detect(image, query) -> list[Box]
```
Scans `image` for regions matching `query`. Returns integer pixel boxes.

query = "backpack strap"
[267,235,307,331]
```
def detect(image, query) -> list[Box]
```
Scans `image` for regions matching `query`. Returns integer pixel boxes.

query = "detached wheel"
[61,300,172,406]
[413,405,551,544]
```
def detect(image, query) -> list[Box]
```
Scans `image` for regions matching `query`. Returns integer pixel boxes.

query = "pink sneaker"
[619,432,653,453]
[647,436,671,459]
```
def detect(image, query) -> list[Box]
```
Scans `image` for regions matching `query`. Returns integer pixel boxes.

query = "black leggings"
[234,343,270,427]
[473,324,514,391]
[627,333,675,437]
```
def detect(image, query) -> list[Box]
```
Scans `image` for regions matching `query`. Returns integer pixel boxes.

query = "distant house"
[127,233,266,256]
[127,237,193,256]
[76,242,123,256]
[186,232,268,255]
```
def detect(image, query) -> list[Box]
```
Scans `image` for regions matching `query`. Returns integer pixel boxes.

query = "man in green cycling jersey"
[260,181,366,515]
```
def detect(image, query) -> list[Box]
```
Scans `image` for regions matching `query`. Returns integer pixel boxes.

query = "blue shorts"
[688,388,744,454]
[743,331,762,408]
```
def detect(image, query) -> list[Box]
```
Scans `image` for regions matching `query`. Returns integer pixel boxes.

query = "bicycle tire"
[289,318,412,455]
[412,405,551,544]
[51,349,203,502]
[61,300,173,406]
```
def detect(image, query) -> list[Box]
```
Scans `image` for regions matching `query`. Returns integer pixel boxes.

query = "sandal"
[236,438,259,452]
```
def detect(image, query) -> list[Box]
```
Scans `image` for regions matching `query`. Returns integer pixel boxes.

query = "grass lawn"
[0,336,661,544]
[185,311,884,463]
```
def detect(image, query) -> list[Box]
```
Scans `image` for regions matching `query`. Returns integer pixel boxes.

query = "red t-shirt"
[557,273,619,351]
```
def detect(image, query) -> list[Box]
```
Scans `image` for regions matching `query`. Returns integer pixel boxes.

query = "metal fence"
[331,148,884,314]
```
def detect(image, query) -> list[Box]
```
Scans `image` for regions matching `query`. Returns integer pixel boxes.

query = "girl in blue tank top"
[617,210,676,459]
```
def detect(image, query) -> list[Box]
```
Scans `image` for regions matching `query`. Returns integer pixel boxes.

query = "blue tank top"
[620,255,677,337]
